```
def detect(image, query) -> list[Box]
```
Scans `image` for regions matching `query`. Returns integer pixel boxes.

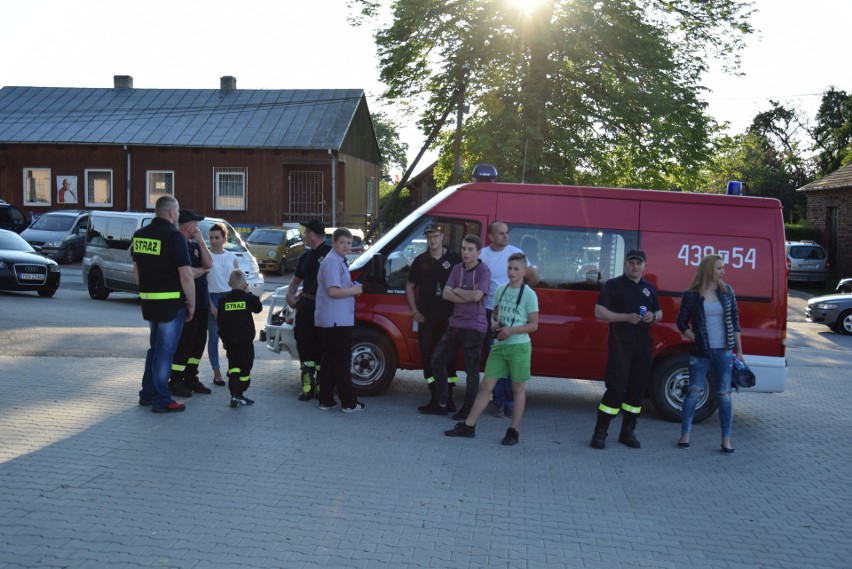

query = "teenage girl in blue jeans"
[676,254,743,454]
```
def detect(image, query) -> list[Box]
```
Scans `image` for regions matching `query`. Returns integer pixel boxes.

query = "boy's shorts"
[484,343,532,382]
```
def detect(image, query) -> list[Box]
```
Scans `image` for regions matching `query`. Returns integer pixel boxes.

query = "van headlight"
[816,302,838,310]
[267,251,278,258]
[48,263,60,273]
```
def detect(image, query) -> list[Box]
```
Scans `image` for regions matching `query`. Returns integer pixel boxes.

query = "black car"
[0,229,61,297]
[0,200,29,233]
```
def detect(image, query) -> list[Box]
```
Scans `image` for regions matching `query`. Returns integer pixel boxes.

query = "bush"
[784,221,822,243]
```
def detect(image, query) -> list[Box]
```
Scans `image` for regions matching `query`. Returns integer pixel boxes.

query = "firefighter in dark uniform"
[168,209,214,397]
[132,196,196,413]
[590,249,662,449]
[285,219,332,400]
[405,222,462,412]
[217,269,264,407]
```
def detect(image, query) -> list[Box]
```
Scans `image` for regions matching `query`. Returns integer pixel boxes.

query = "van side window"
[383,218,481,290]
[509,225,637,290]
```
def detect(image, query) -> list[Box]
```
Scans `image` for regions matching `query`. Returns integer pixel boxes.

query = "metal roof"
[0,86,366,149]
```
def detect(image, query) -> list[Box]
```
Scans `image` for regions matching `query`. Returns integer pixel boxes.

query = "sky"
[1,0,850,176]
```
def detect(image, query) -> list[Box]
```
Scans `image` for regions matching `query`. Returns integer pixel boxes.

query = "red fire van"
[274,175,788,422]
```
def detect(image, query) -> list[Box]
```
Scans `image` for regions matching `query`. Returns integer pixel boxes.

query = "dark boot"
[168,377,193,398]
[298,365,316,401]
[417,382,436,411]
[590,411,613,449]
[446,383,457,413]
[618,412,641,448]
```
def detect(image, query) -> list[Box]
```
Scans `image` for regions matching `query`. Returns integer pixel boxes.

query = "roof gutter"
[328,149,337,226]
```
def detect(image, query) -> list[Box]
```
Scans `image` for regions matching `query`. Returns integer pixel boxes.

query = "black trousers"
[599,337,652,414]
[318,326,357,408]
[418,318,455,381]
[431,326,484,407]
[224,341,254,398]
[171,306,208,380]
[294,299,322,367]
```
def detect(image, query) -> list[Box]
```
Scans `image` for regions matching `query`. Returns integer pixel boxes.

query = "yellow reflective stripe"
[598,403,620,415]
[621,403,642,414]
[239,375,251,382]
[228,367,241,374]
[304,361,317,368]
[171,364,186,372]
[425,376,435,384]
[187,358,201,366]
[140,291,181,300]
[449,376,458,384]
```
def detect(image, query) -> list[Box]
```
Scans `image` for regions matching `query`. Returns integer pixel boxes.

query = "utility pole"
[451,63,468,185]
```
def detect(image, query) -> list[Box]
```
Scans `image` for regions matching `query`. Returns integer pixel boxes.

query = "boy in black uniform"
[218,269,264,407]
[405,223,462,412]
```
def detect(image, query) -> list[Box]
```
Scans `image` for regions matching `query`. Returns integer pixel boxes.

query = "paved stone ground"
[0,348,850,569]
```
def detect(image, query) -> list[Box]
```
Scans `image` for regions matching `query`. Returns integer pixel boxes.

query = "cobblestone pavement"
[0,347,850,569]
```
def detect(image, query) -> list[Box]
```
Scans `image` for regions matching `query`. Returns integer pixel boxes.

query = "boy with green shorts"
[445,252,539,445]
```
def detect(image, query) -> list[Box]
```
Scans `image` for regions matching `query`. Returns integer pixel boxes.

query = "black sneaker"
[501,427,519,446]
[138,398,152,406]
[452,404,472,421]
[444,422,475,438]
[230,397,243,408]
[241,395,255,405]
[169,380,193,398]
[341,402,366,413]
[418,401,448,416]
[187,379,212,394]
[318,401,338,411]
[446,398,457,413]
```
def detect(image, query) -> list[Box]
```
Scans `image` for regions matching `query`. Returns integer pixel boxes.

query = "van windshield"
[199,219,248,253]
[247,229,285,245]
[30,214,75,232]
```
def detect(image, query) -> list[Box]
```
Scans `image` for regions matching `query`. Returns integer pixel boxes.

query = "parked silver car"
[786,240,829,284]
[805,293,852,334]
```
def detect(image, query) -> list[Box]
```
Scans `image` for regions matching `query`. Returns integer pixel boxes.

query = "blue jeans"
[682,350,733,438]
[207,292,227,370]
[140,308,187,407]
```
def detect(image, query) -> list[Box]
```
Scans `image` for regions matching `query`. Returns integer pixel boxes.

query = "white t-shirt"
[479,244,525,309]
[208,250,238,293]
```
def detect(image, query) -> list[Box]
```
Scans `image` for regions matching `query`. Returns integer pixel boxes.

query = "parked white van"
[83,211,263,299]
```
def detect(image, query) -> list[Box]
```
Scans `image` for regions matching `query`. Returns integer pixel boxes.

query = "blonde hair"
[687,254,726,292]
[228,269,247,289]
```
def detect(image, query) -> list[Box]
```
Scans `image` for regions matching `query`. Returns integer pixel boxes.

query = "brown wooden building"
[0,76,382,234]
[798,162,852,276]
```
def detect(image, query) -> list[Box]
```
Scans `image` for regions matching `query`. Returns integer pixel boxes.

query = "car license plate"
[19,272,44,280]
[799,264,816,269]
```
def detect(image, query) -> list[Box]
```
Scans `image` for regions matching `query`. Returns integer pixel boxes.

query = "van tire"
[62,246,76,264]
[836,310,852,335]
[649,354,718,423]
[87,269,111,300]
[350,327,397,396]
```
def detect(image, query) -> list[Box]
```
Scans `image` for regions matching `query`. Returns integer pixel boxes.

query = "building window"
[23,168,51,206]
[146,171,175,209]
[84,169,113,207]
[214,167,247,210]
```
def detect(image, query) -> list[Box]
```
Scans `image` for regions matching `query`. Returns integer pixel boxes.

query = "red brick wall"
[805,189,852,277]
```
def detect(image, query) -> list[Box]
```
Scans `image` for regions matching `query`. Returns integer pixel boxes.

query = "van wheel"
[350,327,397,396]
[87,269,110,300]
[649,354,718,423]
[836,310,852,335]
[62,246,76,264]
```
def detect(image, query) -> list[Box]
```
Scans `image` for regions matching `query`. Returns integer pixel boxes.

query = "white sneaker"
[341,402,366,413]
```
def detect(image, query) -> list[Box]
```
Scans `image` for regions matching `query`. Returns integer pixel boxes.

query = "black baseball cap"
[625,249,646,262]
[300,219,326,235]
[423,223,443,235]
[178,209,204,224]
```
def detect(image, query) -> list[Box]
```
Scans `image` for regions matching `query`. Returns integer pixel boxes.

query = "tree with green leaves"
[372,111,409,175]
[812,87,852,177]
[350,0,754,189]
